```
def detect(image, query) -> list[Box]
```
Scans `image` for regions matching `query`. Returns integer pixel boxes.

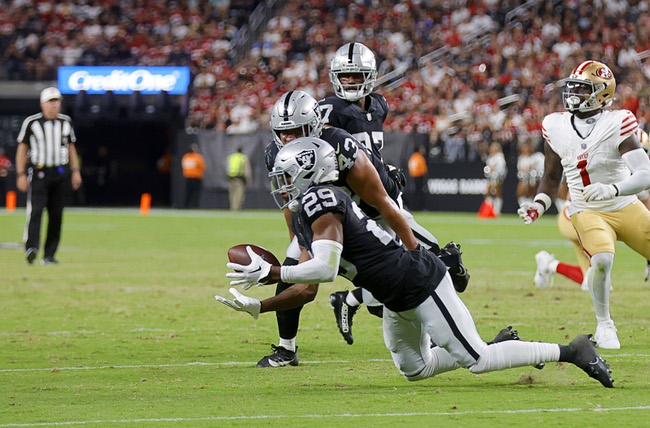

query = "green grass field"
[1,208,649,427]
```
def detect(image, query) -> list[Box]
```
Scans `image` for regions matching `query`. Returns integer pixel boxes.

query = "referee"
[15,87,82,265]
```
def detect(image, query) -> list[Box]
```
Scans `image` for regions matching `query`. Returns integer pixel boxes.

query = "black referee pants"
[25,167,69,258]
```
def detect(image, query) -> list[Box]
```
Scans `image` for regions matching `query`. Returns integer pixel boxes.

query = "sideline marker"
[140,193,151,216]
[6,191,16,212]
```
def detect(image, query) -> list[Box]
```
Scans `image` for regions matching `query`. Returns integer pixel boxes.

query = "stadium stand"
[1,0,649,209]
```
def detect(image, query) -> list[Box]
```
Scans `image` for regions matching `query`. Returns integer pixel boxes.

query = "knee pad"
[590,252,614,273]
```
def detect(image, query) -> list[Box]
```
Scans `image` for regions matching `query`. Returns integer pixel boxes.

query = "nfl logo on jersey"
[581,143,587,149]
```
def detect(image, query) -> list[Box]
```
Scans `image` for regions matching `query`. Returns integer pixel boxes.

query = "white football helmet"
[269,90,323,149]
[269,137,339,211]
[563,60,616,113]
[329,42,377,101]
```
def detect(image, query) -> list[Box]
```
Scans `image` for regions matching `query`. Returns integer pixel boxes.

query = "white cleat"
[534,251,556,289]
[594,320,621,350]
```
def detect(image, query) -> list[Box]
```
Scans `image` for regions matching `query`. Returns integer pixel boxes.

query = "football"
[227,244,281,267]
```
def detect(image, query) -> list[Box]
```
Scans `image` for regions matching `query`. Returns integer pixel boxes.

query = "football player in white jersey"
[516,141,544,207]
[483,142,507,215]
[518,61,650,349]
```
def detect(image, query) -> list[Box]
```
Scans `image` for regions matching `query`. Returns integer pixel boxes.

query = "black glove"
[386,164,406,190]
[438,241,470,293]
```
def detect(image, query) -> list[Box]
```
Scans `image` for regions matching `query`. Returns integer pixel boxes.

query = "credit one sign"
[58,66,190,95]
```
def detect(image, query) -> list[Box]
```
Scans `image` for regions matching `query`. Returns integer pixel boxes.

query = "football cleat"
[26,247,37,265]
[41,257,59,265]
[488,326,520,344]
[439,242,470,293]
[534,250,556,288]
[644,260,650,282]
[256,345,299,368]
[594,320,621,349]
[330,291,358,345]
[569,334,614,388]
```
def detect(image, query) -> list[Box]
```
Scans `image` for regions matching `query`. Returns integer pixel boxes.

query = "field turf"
[1,208,649,427]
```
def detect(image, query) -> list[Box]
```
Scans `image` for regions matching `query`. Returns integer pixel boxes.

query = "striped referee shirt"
[16,113,76,167]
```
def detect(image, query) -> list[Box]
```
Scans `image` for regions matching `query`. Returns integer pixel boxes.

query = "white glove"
[226,246,272,290]
[215,287,261,319]
[583,183,617,202]
[517,201,545,224]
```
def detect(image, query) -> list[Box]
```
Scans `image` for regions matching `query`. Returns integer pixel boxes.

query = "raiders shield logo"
[295,149,316,170]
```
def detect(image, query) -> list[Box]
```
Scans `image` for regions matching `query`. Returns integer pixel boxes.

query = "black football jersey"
[319,94,388,158]
[264,127,400,219]
[291,185,446,312]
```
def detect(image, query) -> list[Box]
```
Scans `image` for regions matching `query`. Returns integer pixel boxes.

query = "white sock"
[345,291,361,307]
[493,198,503,215]
[588,252,614,323]
[470,341,560,373]
[549,259,560,273]
[279,338,296,352]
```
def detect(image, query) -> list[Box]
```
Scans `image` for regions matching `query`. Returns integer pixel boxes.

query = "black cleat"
[330,291,358,345]
[26,248,37,265]
[570,334,614,388]
[256,345,299,368]
[488,326,520,344]
[488,326,545,370]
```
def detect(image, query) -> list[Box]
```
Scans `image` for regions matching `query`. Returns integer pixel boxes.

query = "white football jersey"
[542,109,638,215]
[485,152,507,181]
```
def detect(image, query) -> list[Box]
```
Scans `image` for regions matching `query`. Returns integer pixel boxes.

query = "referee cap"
[40,87,62,103]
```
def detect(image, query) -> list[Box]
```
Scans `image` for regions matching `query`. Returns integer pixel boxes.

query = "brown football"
[227,244,281,267]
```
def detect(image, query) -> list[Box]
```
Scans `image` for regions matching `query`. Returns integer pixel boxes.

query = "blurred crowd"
[3,0,650,163]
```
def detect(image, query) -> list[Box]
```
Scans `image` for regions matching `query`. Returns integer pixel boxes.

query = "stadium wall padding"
[173,130,526,214]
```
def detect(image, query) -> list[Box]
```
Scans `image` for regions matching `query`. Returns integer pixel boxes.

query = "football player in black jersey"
[321,43,469,343]
[216,137,613,389]
[257,90,420,367]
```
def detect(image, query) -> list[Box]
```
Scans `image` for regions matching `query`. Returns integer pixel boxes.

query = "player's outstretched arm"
[347,150,418,249]
[518,142,562,224]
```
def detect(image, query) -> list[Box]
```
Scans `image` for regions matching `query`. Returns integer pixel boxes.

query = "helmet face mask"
[329,42,377,102]
[562,61,616,113]
[269,137,339,212]
[269,91,323,149]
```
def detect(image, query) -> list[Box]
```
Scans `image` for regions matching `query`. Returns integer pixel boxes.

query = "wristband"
[533,193,552,211]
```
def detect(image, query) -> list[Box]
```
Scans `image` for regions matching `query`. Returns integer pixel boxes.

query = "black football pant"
[25,167,69,259]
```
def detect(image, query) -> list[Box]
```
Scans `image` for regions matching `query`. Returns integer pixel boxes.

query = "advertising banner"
[58,66,191,95]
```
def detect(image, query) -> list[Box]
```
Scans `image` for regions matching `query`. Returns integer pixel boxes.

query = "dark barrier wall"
[174,130,528,214]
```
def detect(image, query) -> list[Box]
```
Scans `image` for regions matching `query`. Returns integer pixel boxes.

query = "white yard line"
[0,354,644,373]
[2,406,650,427]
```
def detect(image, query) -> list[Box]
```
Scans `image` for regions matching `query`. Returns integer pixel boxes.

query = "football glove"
[215,288,261,319]
[517,201,545,224]
[583,183,618,202]
[226,246,272,290]
[386,164,407,190]
[438,241,470,293]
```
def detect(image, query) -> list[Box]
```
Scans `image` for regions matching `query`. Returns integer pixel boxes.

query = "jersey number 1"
[577,160,591,186]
